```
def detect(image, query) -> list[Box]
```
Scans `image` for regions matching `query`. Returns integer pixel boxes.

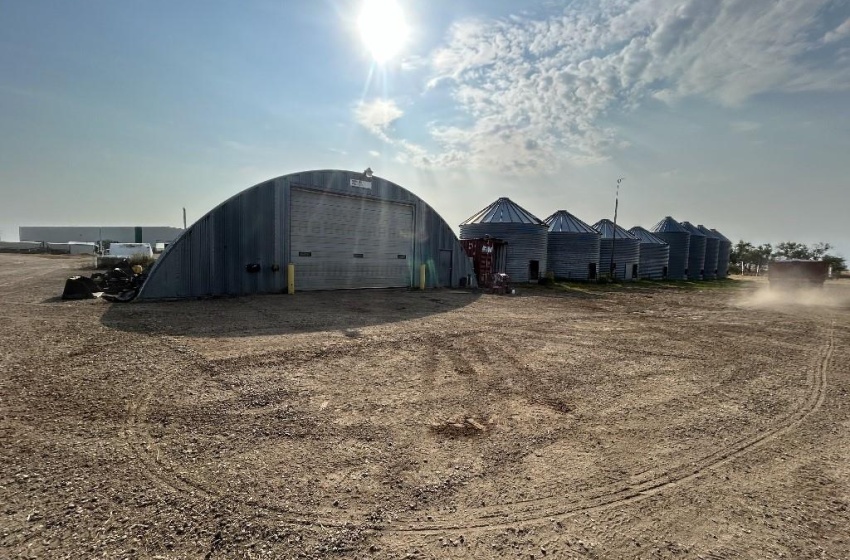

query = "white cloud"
[358,0,850,173]
[823,17,850,44]
[354,99,404,140]
[368,150,381,157]
[730,121,761,133]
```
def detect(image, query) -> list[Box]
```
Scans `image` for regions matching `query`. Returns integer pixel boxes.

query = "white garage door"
[290,188,414,290]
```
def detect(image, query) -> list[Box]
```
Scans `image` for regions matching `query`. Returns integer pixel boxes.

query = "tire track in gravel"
[122,335,216,503]
[118,316,835,534]
[385,321,835,533]
[121,333,331,525]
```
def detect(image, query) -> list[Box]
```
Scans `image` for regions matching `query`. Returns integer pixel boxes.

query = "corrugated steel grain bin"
[697,225,721,280]
[629,226,670,280]
[592,219,640,281]
[711,228,732,278]
[459,198,548,283]
[680,221,706,280]
[137,170,475,299]
[651,217,690,280]
[544,210,601,280]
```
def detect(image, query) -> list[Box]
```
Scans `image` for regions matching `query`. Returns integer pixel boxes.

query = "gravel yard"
[1,254,849,559]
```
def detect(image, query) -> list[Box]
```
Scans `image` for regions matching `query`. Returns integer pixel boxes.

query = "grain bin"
[697,225,721,280]
[460,198,548,283]
[680,221,706,280]
[711,228,732,278]
[592,219,640,281]
[650,217,690,280]
[629,226,670,280]
[544,210,601,280]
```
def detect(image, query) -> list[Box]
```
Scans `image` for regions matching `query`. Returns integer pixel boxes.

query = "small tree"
[773,241,811,260]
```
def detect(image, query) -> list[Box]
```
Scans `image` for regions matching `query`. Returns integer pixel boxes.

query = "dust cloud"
[735,283,850,310]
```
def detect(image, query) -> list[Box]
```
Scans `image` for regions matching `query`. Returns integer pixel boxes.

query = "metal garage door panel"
[290,189,414,290]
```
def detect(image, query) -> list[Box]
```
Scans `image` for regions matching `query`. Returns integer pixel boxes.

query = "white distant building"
[19,226,182,245]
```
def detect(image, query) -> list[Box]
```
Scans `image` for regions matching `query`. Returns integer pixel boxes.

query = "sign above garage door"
[290,188,414,290]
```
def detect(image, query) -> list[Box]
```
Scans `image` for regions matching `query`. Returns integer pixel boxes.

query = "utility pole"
[610,177,624,279]
[183,207,187,229]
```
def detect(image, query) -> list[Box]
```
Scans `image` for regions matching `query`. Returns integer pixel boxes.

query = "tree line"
[730,240,847,274]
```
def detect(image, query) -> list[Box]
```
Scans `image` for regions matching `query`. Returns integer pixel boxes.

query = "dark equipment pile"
[62,261,148,302]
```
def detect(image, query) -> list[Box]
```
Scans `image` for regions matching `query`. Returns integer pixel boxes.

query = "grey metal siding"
[652,232,689,280]
[598,238,641,280]
[636,243,670,279]
[701,236,720,280]
[681,222,706,280]
[629,227,670,280]
[546,232,600,280]
[459,223,548,283]
[137,171,473,300]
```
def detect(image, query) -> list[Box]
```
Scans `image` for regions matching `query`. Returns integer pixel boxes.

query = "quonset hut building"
[459,198,548,283]
[137,170,475,300]
[544,210,601,280]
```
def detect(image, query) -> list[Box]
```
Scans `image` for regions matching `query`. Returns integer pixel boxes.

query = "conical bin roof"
[545,210,598,234]
[629,226,668,245]
[651,216,689,234]
[710,228,731,242]
[592,219,638,240]
[461,197,545,225]
[680,221,705,236]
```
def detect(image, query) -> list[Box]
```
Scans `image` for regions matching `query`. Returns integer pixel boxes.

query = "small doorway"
[588,263,597,280]
[438,249,452,287]
[528,260,540,281]
[662,266,668,279]
[631,264,638,279]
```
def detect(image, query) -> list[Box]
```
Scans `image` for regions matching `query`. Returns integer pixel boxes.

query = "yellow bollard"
[419,263,427,291]
[287,263,295,294]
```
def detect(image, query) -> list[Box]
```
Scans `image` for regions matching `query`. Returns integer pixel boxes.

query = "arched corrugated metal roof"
[545,210,598,234]
[137,169,475,299]
[461,197,545,225]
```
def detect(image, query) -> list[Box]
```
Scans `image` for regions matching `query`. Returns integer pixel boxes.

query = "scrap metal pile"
[62,261,148,302]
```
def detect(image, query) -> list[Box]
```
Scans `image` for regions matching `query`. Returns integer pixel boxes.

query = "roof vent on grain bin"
[459,197,548,284]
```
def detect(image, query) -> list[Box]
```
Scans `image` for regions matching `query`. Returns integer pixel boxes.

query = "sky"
[1,0,849,258]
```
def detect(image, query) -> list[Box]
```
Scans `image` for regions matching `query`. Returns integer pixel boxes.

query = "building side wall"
[19,226,182,244]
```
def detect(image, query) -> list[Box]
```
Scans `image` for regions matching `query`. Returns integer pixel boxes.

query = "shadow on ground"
[100,288,481,338]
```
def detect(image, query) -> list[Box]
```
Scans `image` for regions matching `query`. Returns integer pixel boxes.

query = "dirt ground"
[1,253,849,559]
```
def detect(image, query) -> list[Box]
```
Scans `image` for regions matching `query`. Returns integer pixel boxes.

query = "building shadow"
[100,289,481,338]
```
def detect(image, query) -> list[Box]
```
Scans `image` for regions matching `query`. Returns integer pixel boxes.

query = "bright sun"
[358,0,409,63]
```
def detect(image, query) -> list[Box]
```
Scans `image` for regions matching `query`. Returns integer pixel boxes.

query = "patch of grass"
[523,276,750,295]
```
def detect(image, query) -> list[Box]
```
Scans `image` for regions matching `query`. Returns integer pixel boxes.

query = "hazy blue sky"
[1,0,848,257]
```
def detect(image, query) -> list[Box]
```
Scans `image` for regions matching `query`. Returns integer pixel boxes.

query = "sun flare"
[358,0,409,63]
